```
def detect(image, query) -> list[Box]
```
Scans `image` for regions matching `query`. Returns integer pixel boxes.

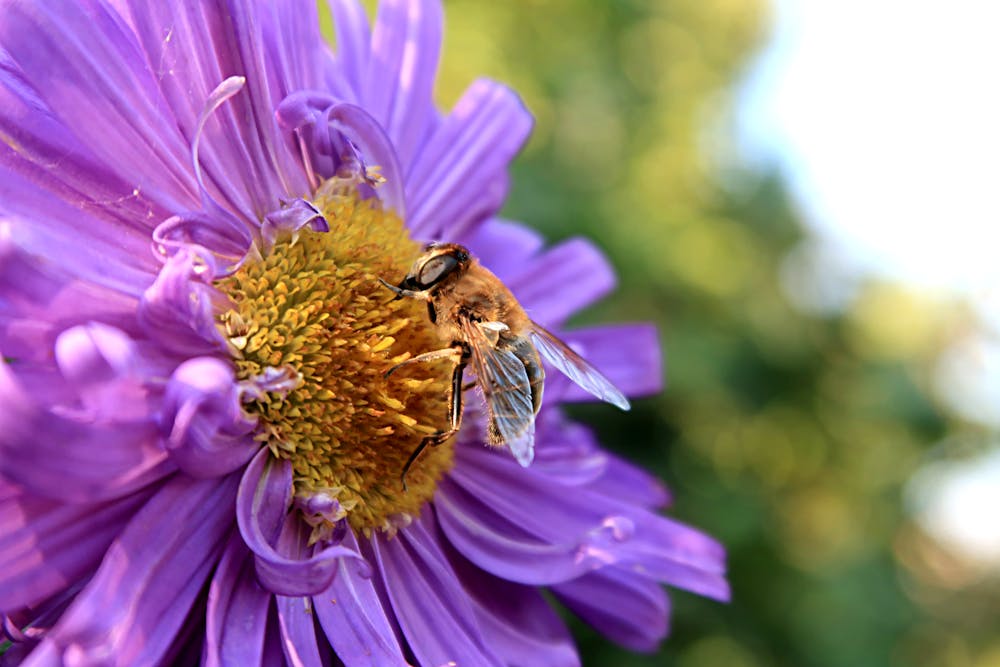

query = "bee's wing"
[529,322,631,410]
[460,318,536,466]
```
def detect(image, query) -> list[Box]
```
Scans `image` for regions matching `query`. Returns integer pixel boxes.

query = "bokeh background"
[347,1,1000,665]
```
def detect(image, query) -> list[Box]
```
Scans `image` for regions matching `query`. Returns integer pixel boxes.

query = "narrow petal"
[0,1,198,208]
[237,450,365,596]
[436,478,600,585]
[258,1,325,99]
[25,474,239,666]
[462,218,545,280]
[0,483,151,612]
[506,237,616,326]
[276,595,323,667]
[589,451,672,510]
[553,567,670,653]
[407,79,532,239]
[313,529,408,667]
[445,539,580,667]
[204,534,272,667]
[373,514,503,666]
[326,0,371,100]
[123,0,310,214]
[365,0,443,169]
[444,446,729,599]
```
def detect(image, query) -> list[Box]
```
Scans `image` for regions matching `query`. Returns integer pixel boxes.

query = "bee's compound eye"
[418,254,458,287]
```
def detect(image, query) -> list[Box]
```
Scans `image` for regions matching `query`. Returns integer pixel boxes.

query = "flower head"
[0,1,728,665]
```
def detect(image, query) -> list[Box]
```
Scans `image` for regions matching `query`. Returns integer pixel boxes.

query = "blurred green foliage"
[334,1,997,665]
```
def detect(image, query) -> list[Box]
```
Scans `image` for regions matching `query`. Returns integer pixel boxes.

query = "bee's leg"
[401,350,469,491]
[385,345,464,378]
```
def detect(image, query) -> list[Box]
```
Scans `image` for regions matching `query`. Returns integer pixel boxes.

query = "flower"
[0,1,729,665]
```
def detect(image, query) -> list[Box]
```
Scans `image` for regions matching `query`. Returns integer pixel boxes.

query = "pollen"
[217,185,454,535]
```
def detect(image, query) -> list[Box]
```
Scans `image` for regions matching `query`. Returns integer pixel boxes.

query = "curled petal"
[137,249,229,357]
[261,198,330,250]
[151,209,251,276]
[436,479,611,586]
[161,358,258,478]
[0,345,167,503]
[443,446,728,599]
[237,450,365,596]
[277,93,405,214]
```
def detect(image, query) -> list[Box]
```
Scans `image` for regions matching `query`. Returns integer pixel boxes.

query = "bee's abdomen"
[506,336,545,415]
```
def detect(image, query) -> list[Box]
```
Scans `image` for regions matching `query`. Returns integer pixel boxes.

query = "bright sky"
[739,0,1000,295]
[738,0,1000,566]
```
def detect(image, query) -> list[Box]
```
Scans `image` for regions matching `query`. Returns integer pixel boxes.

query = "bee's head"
[398,242,471,291]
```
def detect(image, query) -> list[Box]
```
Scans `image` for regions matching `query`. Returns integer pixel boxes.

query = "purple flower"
[0,1,728,665]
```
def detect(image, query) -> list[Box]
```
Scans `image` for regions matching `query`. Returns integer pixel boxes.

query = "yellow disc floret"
[217,185,454,535]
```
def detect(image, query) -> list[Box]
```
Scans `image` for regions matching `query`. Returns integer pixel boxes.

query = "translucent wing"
[529,323,631,410]
[460,318,536,466]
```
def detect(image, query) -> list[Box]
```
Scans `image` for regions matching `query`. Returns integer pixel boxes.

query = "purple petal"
[313,529,408,666]
[161,357,259,478]
[0,145,171,280]
[588,451,671,510]
[436,478,601,585]
[444,446,729,599]
[0,226,145,364]
[261,198,330,249]
[237,450,365,596]
[25,473,239,666]
[276,595,324,667]
[137,249,230,357]
[525,419,609,488]
[365,0,443,169]
[373,514,503,666]
[0,345,169,503]
[407,79,532,239]
[543,324,663,402]
[122,0,309,216]
[151,208,252,275]
[553,567,670,653]
[0,1,199,211]
[506,237,615,326]
[462,218,545,280]
[445,540,580,667]
[276,94,406,214]
[205,534,272,667]
[326,0,371,100]
[0,190,156,303]
[0,482,151,612]
[258,1,325,99]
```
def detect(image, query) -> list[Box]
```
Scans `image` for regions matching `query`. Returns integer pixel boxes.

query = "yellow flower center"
[217,183,454,535]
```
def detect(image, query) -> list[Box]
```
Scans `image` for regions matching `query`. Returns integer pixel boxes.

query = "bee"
[380,242,630,488]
